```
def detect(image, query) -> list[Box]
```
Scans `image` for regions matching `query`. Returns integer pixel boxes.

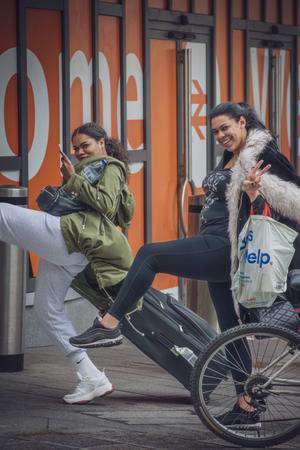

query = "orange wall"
[232,30,245,102]
[126,0,145,255]
[69,0,93,132]
[215,0,229,102]
[150,39,178,290]
[1,0,300,288]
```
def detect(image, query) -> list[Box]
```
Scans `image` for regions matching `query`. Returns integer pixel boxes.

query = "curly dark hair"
[209,101,267,133]
[71,122,129,172]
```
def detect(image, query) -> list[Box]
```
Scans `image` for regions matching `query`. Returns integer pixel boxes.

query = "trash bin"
[186,194,219,331]
[0,186,28,371]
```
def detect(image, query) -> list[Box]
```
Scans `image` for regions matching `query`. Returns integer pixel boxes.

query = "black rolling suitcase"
[120,287,224,392]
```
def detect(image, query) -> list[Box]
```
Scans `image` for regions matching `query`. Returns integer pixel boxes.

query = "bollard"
[0,186,28,371]
[187,194,219,331]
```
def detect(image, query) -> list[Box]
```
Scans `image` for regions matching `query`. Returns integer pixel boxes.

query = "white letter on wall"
[119,53,144,174]
[70,50,93,123]
[99,51,111,135]
[0,48,49,181]
[0,48,18,179]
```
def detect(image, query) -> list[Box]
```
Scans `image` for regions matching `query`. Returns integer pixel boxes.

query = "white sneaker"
[63,373,114,404]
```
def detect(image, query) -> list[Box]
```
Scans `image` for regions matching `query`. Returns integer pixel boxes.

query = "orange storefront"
[1,0,300,304]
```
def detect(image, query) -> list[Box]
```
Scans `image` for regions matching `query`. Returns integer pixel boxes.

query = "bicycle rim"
[191,325,300,447]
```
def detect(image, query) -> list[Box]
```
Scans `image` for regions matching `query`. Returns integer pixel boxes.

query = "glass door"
[150,36,210,304]
[179,42,208,238]
[249,44,292,160]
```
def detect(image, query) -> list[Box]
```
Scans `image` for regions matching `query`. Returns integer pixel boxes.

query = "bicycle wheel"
[191,324,300,447]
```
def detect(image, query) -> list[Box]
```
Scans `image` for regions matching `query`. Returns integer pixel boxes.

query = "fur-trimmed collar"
[226,128,300,276]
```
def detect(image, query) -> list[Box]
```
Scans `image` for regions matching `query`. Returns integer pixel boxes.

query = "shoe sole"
[63,385,115,405]
[70,335,123,349]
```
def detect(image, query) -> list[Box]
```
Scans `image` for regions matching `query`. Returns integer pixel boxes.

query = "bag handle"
[250,200,271,217]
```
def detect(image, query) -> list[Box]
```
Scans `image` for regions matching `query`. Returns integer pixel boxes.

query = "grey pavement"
[0,339,299,450]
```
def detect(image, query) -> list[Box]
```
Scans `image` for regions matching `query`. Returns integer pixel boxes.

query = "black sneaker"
[215,403,260,428]
[69,318,123,348]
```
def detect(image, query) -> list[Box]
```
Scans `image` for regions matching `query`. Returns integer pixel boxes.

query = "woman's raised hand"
[242,159,271,202]
[60,150,75,180]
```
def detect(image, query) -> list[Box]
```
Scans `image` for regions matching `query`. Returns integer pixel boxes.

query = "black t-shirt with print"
[200,168,232,237]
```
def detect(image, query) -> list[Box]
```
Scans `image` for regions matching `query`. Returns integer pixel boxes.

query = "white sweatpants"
[0,203,89,360]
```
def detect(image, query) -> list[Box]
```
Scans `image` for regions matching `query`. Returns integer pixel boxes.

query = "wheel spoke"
[191,324,300,447]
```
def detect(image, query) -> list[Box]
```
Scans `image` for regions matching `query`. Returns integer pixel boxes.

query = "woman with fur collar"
[71,102,300,425]
[211,102,300,278]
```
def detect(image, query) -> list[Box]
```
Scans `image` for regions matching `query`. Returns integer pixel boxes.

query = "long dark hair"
[71,122,129,172]
[209,101,267,133]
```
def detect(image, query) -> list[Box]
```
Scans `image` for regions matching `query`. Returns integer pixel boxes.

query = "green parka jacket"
[60,155,135,312]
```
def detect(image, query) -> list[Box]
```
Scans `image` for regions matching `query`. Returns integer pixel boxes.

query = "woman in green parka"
[0,122,134,404]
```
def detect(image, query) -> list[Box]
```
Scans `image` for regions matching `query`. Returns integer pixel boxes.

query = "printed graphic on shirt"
[200,169,231,223]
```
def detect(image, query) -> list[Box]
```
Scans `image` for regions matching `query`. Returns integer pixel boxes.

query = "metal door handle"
[179,47,197,238]
[179,177,196,238]
[179,177,189,237]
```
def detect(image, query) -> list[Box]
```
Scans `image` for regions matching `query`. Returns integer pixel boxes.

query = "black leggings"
[109,233,251,394]
[110,234,234,325]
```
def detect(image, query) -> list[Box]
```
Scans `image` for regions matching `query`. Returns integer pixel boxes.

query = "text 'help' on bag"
[231,215,298,309]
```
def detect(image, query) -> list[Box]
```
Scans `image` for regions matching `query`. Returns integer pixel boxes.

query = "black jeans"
[109,233,251,394]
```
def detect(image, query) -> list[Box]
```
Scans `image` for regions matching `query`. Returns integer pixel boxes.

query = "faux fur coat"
[225,128,300,277]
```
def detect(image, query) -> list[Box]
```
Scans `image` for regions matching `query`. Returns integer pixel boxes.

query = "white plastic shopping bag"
[232,215,297,308]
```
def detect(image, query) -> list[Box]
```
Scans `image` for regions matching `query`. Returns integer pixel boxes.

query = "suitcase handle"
[124,313,145,336]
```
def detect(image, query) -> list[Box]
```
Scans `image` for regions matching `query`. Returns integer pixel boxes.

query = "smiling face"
[211,114,247,154]
[72,133,107,161]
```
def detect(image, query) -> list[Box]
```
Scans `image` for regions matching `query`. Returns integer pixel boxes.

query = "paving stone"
[0,340,299,450]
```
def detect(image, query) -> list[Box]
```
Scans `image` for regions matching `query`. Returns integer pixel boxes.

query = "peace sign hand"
[242,159,271,202]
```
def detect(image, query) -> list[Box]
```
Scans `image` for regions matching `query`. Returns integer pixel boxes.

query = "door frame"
[230,14,299,171]
[247,34,296,167]
[146,6,215,243]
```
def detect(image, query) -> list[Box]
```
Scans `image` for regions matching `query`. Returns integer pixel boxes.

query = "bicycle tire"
[191,324,300,448]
